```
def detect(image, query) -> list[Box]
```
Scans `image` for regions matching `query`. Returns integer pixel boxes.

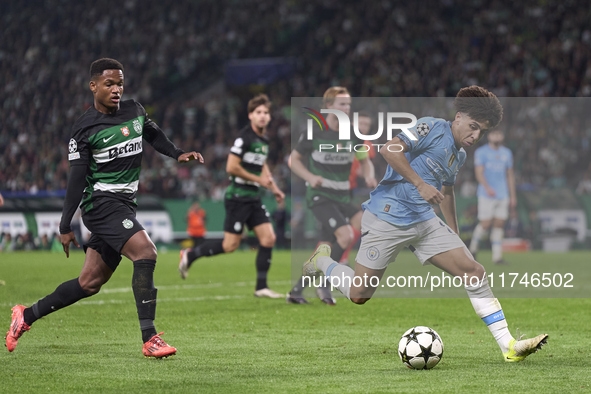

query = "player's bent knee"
[350,297,371,305]
[222,240,240,253]
[260,235,276,248]
[336,233,353,248]
[469,260,485,279]
[131,243,157,261]
[83,286,101,296]
[480,222,492,231]
[80,281,102,296]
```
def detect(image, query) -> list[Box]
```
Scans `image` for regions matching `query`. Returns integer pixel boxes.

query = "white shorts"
[477,197,509,221]
[356,211,467,270]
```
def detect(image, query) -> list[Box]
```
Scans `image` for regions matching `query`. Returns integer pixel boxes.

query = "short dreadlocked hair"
[90,58,124,79]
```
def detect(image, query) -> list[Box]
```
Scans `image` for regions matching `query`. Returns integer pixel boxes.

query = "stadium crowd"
[1,0,591,199]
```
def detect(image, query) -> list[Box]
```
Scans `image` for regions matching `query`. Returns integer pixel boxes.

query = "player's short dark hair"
[90,58,124,79]
[247,94,271,113]
[323,86,350,107]
[358,110,371,119]
[454,86,503,128]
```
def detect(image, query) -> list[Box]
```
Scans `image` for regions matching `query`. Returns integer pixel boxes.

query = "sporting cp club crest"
[122,219,134,229]
[121,126,130,136]
[133,119,142,135]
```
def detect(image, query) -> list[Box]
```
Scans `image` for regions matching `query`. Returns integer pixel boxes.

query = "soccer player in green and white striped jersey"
[6,58,203,358]
[287,87,377,304]
[179,94,285,299]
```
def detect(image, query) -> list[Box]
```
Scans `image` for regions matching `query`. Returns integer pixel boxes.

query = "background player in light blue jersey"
[469,130,516,264]
[304,86,547,362]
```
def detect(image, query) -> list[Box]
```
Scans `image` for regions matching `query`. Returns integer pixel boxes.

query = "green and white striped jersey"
[68,99,181,212]
[225,125,269,201]
[294,127,367,206]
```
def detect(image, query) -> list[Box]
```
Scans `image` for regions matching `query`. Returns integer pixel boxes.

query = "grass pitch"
[1,250,589,393]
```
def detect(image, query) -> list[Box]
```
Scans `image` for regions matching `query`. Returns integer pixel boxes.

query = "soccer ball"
[398,326,443,369]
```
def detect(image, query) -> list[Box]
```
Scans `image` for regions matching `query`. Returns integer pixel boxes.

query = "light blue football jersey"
[362,117,466,226]
[474,144,513,200]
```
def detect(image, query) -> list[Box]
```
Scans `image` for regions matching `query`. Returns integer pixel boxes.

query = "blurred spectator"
[575,167,591,195]
[13,232,37,251]
[1,1,590,199]
[0,233,14,252]
[50,233,63,253]
[186,202,207,247]
[37,234,52,251]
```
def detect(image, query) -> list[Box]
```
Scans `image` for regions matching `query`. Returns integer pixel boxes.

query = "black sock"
[290,275,311,296]
[132,259,158,343]
[25,278,90,326]
[142,328,157,344]
[255,246,272,290]
[187,239,225,267]
[331,243,346,262]
[23,308,36,326]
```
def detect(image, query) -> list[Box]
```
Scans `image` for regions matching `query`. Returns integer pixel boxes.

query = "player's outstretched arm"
[507,167,517,209]
[226,154,264,185]
[440,185,459,234]
[359,156,377,189]
[475,164,495,197]
[178,151,204,163]
[262,163,285,203]
[381,137,444,205]
[142,119,186,160]
[289,150,323,188]
[59,165,86,257]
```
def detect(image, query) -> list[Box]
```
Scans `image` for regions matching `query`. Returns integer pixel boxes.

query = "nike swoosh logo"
[142,299,156,304]
[361,231,370,237]
[103,135,115,143]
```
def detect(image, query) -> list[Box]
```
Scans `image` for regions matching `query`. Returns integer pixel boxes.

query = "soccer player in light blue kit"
[469,130,516,264]
[304,86,547,362]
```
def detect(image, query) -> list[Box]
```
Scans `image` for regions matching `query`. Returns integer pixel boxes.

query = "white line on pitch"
[79,295,248,305]
[100,279,293,294]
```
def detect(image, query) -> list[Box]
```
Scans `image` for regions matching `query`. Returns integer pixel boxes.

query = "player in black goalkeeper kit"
[178,94,285,298]
[5,58,204,358]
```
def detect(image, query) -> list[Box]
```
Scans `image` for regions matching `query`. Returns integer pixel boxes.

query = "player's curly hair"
[247,93,271,113]
[90,58,124,79]
[454,86,503,128]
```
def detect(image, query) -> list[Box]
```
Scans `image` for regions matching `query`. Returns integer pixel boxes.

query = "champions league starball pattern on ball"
[398,326,444,370]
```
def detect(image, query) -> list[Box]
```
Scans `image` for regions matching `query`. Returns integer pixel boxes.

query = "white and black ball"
[398,326,443,370]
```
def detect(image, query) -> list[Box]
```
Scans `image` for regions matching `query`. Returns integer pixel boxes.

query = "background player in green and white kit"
[6,58,204,358]
[287,87,377,304]
[179,94,285,299]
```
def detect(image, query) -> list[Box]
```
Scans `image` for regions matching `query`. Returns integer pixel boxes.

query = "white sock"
[318,256,353,300]
[491,228,504,262]
[465,276,514,353]
[470,223,485,253]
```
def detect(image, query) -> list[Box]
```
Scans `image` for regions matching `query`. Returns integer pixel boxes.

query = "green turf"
[1,250,589,393]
